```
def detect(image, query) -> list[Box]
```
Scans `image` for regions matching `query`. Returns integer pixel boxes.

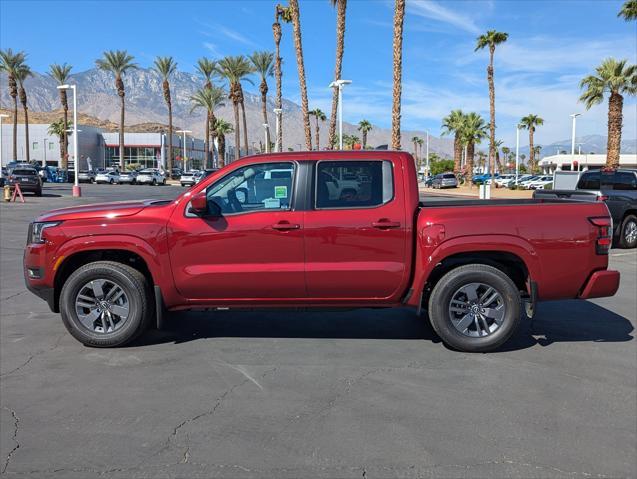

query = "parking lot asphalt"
[1,183,636,478]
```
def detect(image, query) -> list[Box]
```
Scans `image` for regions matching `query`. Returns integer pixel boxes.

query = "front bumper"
[578,270,620,299]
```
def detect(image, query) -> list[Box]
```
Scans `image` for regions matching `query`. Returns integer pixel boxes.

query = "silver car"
[118,171,138,184]
[432,173,458,189]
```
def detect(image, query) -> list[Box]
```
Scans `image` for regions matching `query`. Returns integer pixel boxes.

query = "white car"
[493,174,515,187]
[180,170,201,187]
[527,176,554,190]
[136,169,166,185]
[95,171,120,184]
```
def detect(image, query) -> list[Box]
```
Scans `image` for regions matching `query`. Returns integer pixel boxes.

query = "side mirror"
[189,192,208,215]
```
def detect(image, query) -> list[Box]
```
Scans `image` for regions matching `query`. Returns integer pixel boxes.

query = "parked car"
[95,171,120,184]
[136,168,166,185]
[431,173,458,189]
[24,151,620,352]
[517,175,541,189]
[472,173,499,185]
[78,170,96,183]
[505,174,534,188]
[180,170,201,187]
[8,167,42,196]
[171,168,182,180]
[534,168,637,248]
[199,168,219,183]
[493,174,515,187]
[118,171,138,185]
[526,176,554,190]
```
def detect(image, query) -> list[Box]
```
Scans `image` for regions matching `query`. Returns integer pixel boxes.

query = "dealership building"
[0,123,237,170]
[538,154,637,173]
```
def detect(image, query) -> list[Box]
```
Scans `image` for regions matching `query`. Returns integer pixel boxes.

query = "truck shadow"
[137,300,633,351]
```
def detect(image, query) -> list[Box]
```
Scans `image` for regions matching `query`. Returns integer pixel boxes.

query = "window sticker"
[264,198,281,209]
[274,185,288,199]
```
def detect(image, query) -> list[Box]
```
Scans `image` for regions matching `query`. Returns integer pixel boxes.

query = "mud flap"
[523,281,538,319]
[154,285,165,330]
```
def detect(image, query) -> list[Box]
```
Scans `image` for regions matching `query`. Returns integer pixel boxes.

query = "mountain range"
[1,68,635,158]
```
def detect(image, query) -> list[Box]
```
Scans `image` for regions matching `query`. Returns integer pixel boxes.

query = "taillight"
[596,195,609,201]
[588,216,612,255]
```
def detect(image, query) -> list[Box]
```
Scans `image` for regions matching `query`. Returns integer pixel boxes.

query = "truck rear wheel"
[619,215,637,249]
[428,264,521,352]
[59,261,152,347]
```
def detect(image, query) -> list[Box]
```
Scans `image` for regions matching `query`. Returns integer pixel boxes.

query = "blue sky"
[1,0,636,146]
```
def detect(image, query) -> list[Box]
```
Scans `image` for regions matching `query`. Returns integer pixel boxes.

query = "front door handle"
[372,220,401,229]
[272,221,301,231]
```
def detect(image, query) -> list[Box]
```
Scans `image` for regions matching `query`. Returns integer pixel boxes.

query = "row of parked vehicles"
[78,168,168,186]
[472,173,554,190]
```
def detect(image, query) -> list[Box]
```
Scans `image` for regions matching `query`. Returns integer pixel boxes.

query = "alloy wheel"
[75,279,130,333]
[625,220,637,245]
[448,282,506,337]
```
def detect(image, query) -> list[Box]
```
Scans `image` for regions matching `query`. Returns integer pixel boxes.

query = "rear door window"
[612,172,637,190]
[577,171,600,189]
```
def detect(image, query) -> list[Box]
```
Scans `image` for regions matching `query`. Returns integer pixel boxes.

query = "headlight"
[27,221,61,245]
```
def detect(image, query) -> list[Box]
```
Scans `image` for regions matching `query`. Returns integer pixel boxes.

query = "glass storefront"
[105,146,161,170]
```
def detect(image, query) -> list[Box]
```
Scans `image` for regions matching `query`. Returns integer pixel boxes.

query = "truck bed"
[419,198,586,208]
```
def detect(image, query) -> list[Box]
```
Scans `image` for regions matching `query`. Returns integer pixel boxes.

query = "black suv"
[8,167,43,196]
[577,169,637,248]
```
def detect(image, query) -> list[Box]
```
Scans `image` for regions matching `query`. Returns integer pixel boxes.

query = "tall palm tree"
[533,145,542,171]
[95,50,137,170]
[619,0,637,20]
[309,108,326,150]
[190,86,226,168]
[285,0,312,150]
[249,51,275,153]
[494,139,504,173]
[460,112,488,184]
[217,55,254,159]
[519,114,544,172]
[153,56,177,175]
[580,58,637,168]
[0,49,27,161]
[196,58,217,165]
[358,119,372,149]
[475,30,509,178]
[273,4,287,151]
[416,137,424,167]
[411,136,420,165]
[441,109,465,173]
[391,0,406,150]
[48,118,69,163]
[501,146,511,171]
[212,118,234,168]
[48,63,72,168]
[16,64,33,162]
[327,0,347,149]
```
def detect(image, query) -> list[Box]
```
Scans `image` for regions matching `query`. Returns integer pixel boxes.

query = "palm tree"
[327,0,348,149]
[501,146,511,171]
[358,119,372,149]
[441,109,465,173]
[580,58,637,168]
[494,139,504,173]
[475,30,509,179]
[212,118,234,168]
[619,0,637,19]
[309,108,326,150]
[460,112,488,184]
[249,51,275,153]
[190,86,226,168]
[416,137,424,165]
[47,118,69,163]
[217,55,254,159]
[96,50,137,170]
[411,136,420,165]
[533,146,542,171]
[48,63,72,168]
[0,49,27,161]
[285,0,312,150]
[16,64,33,162]
[153,56,177,176]
[195,58,218,166]
[391,0,406,150]
[519,114,544,172]
[273,4,287,151]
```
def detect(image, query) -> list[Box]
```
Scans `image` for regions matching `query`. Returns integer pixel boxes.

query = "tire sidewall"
[60,265,145,347]
[429,266,521,352]
[621,215,637,249]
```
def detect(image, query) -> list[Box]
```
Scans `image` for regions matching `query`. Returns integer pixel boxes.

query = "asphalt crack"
[2,406,20,474]
[0,334,65,378]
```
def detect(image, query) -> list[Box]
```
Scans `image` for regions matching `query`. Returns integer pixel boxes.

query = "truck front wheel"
[59,261,153,347]
[428,264,521,352]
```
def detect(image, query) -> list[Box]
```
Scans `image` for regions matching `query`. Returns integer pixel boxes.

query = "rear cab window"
[315,160,393,209]
[577,171,600,189]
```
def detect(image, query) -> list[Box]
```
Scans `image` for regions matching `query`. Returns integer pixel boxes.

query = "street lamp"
[570,113,581,170]
[273,108,282,152]
[515,123,520,184]
[328,79,352,149]
[176,130,191,170]
[263,123,269,153]
[425,130,430,178]
[57,84,80,197]
[43,138,47,167]
[0,113,8,167]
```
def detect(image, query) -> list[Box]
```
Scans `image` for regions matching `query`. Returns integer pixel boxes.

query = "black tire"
[152,179,157,186]
[109,179,114,184]
[59,261,153,347]
[619,215,637,249]
[35,188,42,197]
[428,264,521,352]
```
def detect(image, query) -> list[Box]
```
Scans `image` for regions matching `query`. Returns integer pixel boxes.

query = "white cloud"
[407,0,482,35]
[203,42,223,58]
[195,19,258,48]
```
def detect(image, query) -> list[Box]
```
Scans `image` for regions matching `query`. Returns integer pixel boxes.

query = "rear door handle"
[372,220,401,229]
[272,222,301,231]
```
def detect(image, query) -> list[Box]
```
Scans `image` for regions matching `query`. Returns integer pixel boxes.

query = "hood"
[36,199,164,222]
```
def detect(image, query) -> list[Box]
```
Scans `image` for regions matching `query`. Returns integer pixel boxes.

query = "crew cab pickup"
[24,151,620,352]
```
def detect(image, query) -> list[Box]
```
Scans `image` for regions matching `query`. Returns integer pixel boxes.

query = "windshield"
[13,169,37,175]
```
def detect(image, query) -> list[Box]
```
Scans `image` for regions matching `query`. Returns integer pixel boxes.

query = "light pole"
[329,79,352,149]
[176,130,191,170]
[0,113,8,167]
[263,123,269,153]
[43,138,47,167]
[425,130,429,178]
[570,113,581,170]
[57,84,80,197]
[515,124,520,184]
[273,108,282,152]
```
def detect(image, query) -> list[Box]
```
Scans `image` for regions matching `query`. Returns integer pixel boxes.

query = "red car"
[24,151,620,352]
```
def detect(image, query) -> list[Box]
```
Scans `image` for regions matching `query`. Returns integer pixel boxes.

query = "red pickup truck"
[24,151,620,352]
